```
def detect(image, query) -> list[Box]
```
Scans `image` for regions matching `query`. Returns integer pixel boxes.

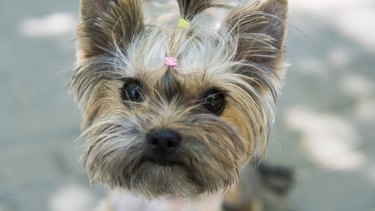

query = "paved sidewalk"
[1,0,374,211]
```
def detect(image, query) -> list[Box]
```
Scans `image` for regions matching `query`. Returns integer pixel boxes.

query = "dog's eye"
[121,80,144,102]
[203,89,226,115]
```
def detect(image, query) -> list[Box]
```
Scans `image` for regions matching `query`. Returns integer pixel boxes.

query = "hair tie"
[164,57,178,67]
[177,18,191,29]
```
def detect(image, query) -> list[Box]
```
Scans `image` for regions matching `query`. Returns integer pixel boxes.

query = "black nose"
[146,129,181,154]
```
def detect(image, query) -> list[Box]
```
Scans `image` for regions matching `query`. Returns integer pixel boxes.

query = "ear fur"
[225,0,288,74]
[176,0,231,20]
[79,0,114,21]
[77,0,144,61]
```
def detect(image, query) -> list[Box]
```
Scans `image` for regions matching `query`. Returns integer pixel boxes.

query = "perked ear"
[176,0,230,20]
[77,0,144,61]
[79,0,114,21]
[225,0,288,75]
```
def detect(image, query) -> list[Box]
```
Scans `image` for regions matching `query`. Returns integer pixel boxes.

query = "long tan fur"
[70,0,288,199]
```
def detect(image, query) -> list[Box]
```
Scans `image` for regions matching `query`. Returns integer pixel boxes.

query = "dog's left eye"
[121,80,144,102]
[203,89,226,115]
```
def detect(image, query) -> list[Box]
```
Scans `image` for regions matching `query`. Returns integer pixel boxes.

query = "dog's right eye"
[203,89,226,115]
[121,80,144,102]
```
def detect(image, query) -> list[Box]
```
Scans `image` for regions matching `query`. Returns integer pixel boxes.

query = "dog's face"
[71,0,288,198]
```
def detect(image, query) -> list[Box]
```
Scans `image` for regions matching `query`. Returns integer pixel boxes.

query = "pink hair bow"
[164,57,178,67]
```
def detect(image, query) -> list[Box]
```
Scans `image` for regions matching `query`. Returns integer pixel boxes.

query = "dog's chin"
[86,141,240,198]
[127,160,206,198]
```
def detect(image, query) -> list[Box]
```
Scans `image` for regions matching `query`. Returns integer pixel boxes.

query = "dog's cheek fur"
[80,80,123,129]
[221,103,254,163]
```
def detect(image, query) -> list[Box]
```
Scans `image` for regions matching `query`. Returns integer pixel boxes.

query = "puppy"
[70,0,289,209]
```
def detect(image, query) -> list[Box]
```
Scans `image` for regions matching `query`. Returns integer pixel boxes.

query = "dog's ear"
[177,0,229,20]
[77,0,144,61]
[224,0,288,75]
[79,0,114,21]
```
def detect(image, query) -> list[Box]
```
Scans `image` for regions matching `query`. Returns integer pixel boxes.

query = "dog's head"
[71,0,288,198]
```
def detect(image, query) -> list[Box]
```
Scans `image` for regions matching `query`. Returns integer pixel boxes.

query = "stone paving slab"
[1,0,374,211]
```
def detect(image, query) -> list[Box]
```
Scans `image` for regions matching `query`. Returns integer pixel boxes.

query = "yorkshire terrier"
[70,0,290,210]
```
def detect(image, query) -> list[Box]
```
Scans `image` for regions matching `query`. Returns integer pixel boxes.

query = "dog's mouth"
[139,158,206,193]
[141,152,187,168]
[145,158,185,167]
[140,147,188,168]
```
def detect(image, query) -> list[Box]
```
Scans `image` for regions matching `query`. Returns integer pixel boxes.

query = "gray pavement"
[1,0,374,211]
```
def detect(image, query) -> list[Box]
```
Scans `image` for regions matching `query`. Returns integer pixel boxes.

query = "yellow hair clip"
[177,18,191,29]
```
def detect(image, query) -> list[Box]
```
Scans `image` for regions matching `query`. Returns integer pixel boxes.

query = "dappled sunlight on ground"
[326,47,354,69]
[49,185,96,211]
[294,57,329,77]
[340,73,374,98]
[356,99,375,123]
[273,0,375,210]
[19,13,77,38]
[286,106,364,170]
[292,0,375,51]
[367,167,375,184]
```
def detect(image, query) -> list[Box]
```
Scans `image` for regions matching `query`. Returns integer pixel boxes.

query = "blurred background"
[1,0,374,210]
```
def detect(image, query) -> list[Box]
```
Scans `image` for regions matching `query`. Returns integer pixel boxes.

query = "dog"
[70,0,289,210]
